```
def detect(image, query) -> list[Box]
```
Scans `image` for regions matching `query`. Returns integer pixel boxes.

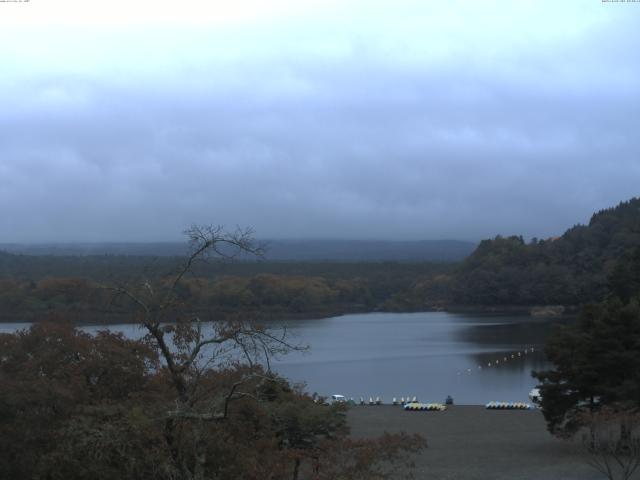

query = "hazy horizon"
[1,1,639,243]
[2,238,477,245]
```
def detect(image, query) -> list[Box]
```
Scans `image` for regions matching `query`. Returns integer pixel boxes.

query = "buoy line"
[455,346,538,377]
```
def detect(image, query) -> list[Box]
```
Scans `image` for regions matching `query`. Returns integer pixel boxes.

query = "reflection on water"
[264,312,567,405]
[0,312,568,404]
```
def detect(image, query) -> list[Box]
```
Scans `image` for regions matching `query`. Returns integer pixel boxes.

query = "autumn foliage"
[0,321,424,480]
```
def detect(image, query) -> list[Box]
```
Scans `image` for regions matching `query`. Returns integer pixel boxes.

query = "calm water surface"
[0,312,563,404]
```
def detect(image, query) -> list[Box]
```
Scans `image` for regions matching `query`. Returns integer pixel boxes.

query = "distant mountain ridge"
[0,239,477,262]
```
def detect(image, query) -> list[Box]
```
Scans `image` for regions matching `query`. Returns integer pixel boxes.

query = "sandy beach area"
[347,405,606,480]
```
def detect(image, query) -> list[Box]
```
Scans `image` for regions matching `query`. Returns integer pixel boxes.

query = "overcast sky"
[1,0,638,242]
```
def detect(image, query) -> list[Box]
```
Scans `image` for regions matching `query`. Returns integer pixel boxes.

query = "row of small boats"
[393,397,419,405]
[485,401,532,409]
[331,395,533,410]
[404,402,447,411]
[333,395,424,405]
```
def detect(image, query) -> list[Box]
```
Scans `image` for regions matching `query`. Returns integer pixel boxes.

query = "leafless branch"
[581,407,640,480]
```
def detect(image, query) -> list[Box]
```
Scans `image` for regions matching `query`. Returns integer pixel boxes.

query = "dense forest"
[393,198,640,310]
[0,254,453,322]
[1,198,639,322]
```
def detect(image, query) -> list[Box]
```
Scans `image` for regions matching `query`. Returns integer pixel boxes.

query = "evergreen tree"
[533,298,640,437]
[609,246,640,303]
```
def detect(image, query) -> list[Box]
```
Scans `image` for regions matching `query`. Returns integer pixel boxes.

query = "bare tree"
[105,225,303,480]
[581,407,640,480]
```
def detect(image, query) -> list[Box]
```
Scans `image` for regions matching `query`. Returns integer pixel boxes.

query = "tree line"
[0,257,453,322]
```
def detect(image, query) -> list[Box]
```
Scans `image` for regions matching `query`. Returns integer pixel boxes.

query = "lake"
[0,311,562,405]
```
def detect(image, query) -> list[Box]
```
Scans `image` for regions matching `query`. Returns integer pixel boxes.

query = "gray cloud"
[1,3,639,242]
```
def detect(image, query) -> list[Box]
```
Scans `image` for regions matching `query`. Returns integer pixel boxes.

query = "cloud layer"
[1,1,639,242]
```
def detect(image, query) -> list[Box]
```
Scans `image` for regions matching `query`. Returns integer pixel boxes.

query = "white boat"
[528,388,541,403]
[330,394,346,404]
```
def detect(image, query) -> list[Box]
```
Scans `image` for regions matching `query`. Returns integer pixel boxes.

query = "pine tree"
[534,298,640,437]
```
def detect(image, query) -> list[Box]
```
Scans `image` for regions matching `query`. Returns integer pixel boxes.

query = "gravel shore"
[347,405,605,480]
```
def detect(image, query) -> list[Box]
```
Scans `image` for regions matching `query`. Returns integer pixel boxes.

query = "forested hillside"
[386,198,640,309]
[1,198,639,321]
[451,198,640,306]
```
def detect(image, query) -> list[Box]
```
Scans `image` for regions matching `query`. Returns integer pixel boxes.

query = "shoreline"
[0,304,577,325]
